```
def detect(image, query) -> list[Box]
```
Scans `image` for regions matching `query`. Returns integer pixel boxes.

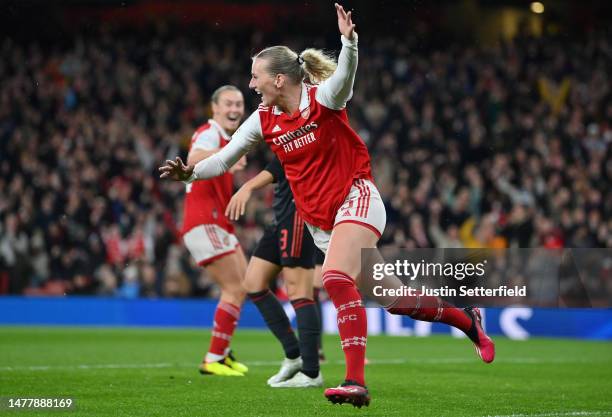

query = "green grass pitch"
[0,327,611,417]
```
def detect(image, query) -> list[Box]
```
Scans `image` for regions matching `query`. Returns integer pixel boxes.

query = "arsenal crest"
[301,107,310,119]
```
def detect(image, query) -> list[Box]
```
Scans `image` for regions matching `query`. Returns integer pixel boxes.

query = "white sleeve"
[189,111,263,181]
[191,128,219,151]
[315,34,358,110]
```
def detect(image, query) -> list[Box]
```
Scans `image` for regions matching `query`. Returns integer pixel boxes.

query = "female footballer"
[161,4,494,407]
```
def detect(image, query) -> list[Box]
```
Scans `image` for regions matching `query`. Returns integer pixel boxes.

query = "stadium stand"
[0,6,610,297]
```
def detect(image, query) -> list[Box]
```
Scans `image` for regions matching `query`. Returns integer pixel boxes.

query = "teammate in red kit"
[161,4,494,407]
[182,85,249,377]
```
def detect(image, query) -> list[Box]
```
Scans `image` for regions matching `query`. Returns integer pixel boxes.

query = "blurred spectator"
[0,18,610,297]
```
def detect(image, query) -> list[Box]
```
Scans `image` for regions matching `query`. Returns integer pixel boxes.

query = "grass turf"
[0,327,611,417]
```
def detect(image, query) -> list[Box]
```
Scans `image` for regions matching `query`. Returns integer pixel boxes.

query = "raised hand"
[335,3,356,40]
[158,157,194,181]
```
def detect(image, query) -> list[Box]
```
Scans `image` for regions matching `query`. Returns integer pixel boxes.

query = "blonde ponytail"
[299,49,337,84]
[254,45,337,86]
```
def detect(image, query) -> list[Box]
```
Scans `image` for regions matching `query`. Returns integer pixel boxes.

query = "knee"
[220,283,246,305]
[242,279,266,294]
[242,271,268,294]
[220,294,244,307]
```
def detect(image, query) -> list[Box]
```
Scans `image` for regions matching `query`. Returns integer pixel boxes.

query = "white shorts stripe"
[203,225,212,249]
[210,225,223,250]
[355,180,364,217]
[360,179,370,217]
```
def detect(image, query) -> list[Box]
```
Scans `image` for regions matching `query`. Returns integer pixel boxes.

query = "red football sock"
[207,301,241,360]
[387,293,472,333]
[323,270,367,386]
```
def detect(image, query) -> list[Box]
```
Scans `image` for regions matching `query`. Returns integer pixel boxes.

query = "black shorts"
[253,212,316,268]
[314,248,325,266]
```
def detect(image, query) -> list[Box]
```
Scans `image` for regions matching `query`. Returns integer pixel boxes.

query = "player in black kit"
[226,156,324,388]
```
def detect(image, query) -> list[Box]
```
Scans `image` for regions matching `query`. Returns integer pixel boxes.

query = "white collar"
[209,119,230,140]
[272,83,310,116]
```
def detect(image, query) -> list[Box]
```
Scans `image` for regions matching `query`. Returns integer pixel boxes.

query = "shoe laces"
[465,306,481,324]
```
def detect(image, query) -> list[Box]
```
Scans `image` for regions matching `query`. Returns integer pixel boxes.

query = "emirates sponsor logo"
[273,122,318,146]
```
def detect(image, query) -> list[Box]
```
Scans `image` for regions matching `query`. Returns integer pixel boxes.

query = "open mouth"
[227,115,240,122]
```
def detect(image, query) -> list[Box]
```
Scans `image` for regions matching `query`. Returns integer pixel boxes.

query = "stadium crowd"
[1,22,610,297]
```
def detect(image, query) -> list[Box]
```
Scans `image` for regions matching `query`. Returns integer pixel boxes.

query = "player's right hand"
[158,157,194,181]
[225,187,252,221]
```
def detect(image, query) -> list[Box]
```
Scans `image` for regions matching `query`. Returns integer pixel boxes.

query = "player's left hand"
[335,3,356,40]
[158,157,194,181]
[225,186,252,221]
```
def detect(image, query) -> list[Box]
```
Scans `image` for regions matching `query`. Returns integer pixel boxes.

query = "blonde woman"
[161,3,494,407]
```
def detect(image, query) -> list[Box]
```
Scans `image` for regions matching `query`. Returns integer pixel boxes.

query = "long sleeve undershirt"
[188,34,358,182]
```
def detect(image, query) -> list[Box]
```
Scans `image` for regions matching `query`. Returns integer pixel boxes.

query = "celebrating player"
[226,155,322,387]
[182,85,249,376]
[161,3,494,407]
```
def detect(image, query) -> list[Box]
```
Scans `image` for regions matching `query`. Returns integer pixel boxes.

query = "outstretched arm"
[159,111,262,182]
[316,3,358,110]
[186,131,246,173]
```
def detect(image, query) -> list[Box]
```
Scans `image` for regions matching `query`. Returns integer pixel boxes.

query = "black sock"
[313,288,323,351]
[291,298,320,378]
[248,290,300,359]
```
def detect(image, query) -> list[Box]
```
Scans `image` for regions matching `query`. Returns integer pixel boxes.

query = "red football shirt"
[258,85,373,230]
[182,121,234,235]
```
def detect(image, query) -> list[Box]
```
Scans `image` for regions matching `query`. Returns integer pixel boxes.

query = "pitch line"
[0,356,609,372]
[0,363,177,371]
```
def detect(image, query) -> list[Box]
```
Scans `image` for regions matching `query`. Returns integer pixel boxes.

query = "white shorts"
[183,224,240,266]
[306,179,386,254]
